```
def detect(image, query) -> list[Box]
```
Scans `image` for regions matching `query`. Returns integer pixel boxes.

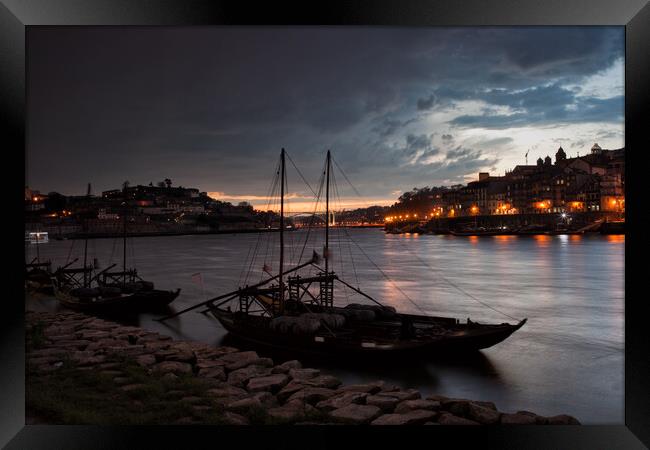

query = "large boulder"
[365,395,401,412]
[329,404,382,424]
[303,375,342,389]
[545,414,581,425]
[394,399,441,414]
[437,412,480,425]
[246,374,289,393]
[227,365,273,387]
[371,410,438,425]
[267,399,317,423]
[287,387,337,405]
[288,368,320,381]
[374,389,421,402]
[467,402,501,424]
[272,360,302,374]
[316,392,369,412]
[500,413,538,425]
[152,361,193,376]
[335,384,381,395]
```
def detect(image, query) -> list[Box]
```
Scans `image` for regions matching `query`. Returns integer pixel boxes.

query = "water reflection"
[25,230,624,423]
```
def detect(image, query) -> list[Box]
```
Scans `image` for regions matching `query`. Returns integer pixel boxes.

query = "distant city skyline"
[27,27,624,209]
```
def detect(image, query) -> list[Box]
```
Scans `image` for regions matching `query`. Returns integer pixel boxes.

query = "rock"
[329,404,382,424]
[75,355,107,367]
[226,357,274,372]
[156,343,195,364]
[120,383,147,393]
[246,374,289,393]
[272,360,302,374]
[79,330,111,340]
[371,409,438,425]
[198,366,227,381]
[196,360,227,371]
[162,373,179,382]
[227,366,273,387]
[467,402,501,424]
[251,391,277,408]
[99,370,123,377]
[335,384,381,395]
[365,395,401,412]
[473,400,497,410]
[288,368,320,381]
[316,392,368,412]
[545,414,581,425]
[437,413,480,425]
[226,396,262,414]
[267,399,316,423]
[180,396,203,404]
[277,381,308,403]
[288,387,337,405]
[221,412,250,425]
[135,354,156,367]
[152,361,193,376]
[500,413,538,425]
[516,410,547,424]
[113,377,131,385]
[443,399,471,417]
[394,399,441,414]
[303,375,342,389]
[206,385,249,402]
[374,389,421,402]
[375,381,401,393]
[219,350,258,365]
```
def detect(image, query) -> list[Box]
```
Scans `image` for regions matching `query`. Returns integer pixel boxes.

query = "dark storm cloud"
[27,27,623,198]
[449,93,623,129]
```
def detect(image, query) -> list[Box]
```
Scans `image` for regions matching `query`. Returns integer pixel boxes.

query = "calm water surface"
[26,229,624,424]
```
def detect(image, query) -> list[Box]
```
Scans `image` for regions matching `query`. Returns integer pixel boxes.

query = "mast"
[122,181,128,286]
[278,149,285,311]
[83,183,91,287]
[325,150,330,275]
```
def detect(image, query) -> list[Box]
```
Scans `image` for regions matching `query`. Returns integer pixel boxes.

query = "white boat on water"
[25,231,49,244]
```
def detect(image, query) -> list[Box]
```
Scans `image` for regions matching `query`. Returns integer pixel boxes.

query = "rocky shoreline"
[26,310,580,426]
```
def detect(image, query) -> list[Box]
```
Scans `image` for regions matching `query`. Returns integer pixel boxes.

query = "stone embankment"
[26,310,580,426]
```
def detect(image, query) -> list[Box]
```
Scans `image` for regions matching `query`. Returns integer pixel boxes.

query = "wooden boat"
[159,149,526,356]
[52,276,179,314]
[52,182,181,313]
[25,260,54,294]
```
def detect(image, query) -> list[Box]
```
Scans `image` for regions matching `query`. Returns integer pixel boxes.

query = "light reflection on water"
[26,229,624,424]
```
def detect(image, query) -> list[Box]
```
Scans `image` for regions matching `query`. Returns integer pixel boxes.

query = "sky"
[27,27,624,211]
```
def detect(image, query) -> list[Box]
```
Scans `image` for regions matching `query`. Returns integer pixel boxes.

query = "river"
[25,228,624,424]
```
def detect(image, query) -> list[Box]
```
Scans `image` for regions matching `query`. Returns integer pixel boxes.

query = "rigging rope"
[331,153,520,322]
[344,230,428,314]
[393,237,521,321]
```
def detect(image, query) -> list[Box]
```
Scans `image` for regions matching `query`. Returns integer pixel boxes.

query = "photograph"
[4,1,648,447]
[23,25,626,428]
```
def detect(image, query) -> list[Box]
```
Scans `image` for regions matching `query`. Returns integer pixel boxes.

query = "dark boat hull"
[209,307,526,357]
[54,287,181,314]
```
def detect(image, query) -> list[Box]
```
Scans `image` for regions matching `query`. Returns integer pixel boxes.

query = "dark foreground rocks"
[26,310,581,426]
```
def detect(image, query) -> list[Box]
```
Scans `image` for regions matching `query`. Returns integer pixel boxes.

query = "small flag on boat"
[311,250,321,264]
[191,272,203,284]
[262,264,272,275]
[323,246,332,260]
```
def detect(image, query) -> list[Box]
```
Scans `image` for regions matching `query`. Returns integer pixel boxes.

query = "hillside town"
[25,180,284,238]
[25,143,624,238]
[385,143,624,221]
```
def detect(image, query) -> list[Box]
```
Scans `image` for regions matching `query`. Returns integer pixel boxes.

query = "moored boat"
[159,149,526,357]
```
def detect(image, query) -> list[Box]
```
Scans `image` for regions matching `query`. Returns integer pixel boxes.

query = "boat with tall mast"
[158,149,526,355]
[52,182,180,313]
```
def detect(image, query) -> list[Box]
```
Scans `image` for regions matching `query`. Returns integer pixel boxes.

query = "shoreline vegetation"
[26,308,580,426]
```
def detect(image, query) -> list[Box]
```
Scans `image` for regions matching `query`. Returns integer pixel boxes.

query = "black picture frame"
[3,1,649,448]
